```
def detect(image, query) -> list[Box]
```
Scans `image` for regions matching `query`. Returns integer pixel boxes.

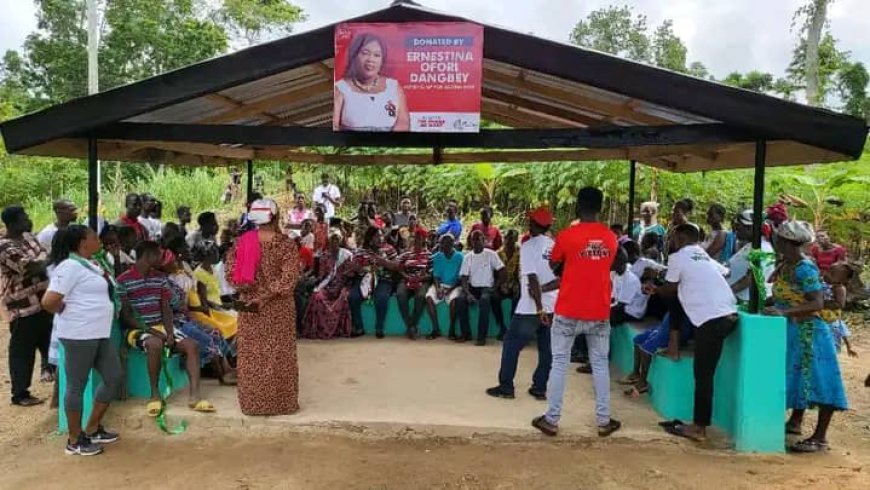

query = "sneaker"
[65,434,103,456]
[532,415,558,436]
[527,388,547,401]
[87,425,120,444]
[485,386,515,399]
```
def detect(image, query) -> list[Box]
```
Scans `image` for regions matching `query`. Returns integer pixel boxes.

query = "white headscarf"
[248,198,278,225]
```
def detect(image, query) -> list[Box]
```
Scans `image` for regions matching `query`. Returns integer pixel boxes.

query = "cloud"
[2,0,868,80]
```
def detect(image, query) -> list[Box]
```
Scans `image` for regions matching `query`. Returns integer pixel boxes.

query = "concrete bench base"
[610,312,787,453]
[359,298,513,338]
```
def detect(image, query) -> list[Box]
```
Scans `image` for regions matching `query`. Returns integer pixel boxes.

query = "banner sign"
[334,22,483,133]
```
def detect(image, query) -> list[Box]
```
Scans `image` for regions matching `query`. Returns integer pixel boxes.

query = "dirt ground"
[2,319,869,490]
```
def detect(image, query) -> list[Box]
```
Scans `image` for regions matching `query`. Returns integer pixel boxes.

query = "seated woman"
[117,241,212,415]
[189,240,239,340]
[302,230,354,339]
[347,226,400,338]
[396,227,432,340]
[161,248,236,388]
[312,205,329,254]
[285,193,313,233]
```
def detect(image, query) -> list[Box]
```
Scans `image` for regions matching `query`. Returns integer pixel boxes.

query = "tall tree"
[651,20,687,73]
[795,0,833,105]
[570,6,651,63]
[216,0,307,48]
[786,32,848,106]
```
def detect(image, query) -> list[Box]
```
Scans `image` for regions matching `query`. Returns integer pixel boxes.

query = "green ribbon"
[156,347,188,435]
[746,248,776,307]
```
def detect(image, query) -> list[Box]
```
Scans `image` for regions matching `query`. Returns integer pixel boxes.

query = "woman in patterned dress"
[226,198,301,416]
[765,221,847,453]
[301,229,353,339]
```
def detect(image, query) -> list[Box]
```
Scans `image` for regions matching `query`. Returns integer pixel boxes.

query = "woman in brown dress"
[226,198,301,416]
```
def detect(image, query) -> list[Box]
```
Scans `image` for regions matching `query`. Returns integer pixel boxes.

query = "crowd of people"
[0,171,866,457]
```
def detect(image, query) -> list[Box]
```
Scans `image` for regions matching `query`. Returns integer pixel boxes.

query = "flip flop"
[664,423,706,442]
[789,439,829,453]
[189,400,216,413]
[146,400,162,417]
[623,384,650,398]
[617,375,640,385]
[658,419,684,429]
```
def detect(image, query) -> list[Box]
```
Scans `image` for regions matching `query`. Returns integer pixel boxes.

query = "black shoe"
[407,326,418,340]
[475,338,486,346]
[426,329,441,340]
[11,396,44,407]
[351,329,365,338]
[486,386,515,399]
[86,425,119,444]
[65,434,103,456]
[527,388,547,401]
[576,364,593,374]
[598,419,622,438]
[531,415,558,437]
[375,331,385,339]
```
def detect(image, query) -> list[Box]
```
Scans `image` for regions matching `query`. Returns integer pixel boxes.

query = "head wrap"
[735,209,755,226]
[640,201,659,214]
[777,220,814,244]
[248,198,278,225]
[765,202,789,226]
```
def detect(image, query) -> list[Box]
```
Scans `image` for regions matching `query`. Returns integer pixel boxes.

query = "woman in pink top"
[286,194,313,232]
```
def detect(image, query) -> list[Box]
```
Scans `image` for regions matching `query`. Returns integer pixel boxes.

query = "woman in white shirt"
[334,33,410,132]
[42,225,123,457]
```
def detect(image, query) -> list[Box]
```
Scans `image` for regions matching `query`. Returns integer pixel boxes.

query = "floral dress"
[773,259,848,411]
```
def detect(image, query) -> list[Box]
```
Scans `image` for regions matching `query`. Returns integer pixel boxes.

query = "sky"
[1,0,868,80]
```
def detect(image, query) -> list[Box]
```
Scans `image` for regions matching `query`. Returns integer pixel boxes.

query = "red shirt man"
[810,230,846,274]
[532,187,621,439]
[469,207,503,251]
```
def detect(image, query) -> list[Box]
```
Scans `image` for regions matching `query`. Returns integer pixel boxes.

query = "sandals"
[617,374,640,386]
[598,419,622,437]
[790,439,829,453]
[188,400,216,413]
[146,400,162,417]
[785,422,802,435]
[664,423,706,442]
[40,367,56,383]
[623,384,650,398]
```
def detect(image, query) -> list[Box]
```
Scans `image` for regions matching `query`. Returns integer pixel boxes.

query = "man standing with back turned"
[532,187,621,437]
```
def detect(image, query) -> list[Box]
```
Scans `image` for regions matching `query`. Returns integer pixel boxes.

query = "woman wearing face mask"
[226,198,302,416]
[334,33,410,132]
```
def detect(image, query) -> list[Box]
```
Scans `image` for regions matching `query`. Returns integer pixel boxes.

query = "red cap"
[528,207,553,227]
[414,227,428,239]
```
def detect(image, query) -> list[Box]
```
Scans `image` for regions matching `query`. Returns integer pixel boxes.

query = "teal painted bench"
[57,327,190,433]
[610,312,787,453]
[358,298,513,337]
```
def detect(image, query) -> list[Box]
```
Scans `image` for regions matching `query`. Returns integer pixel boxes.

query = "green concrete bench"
[358,297,513,337]
[57,327,190,432]
[610,312,787,453]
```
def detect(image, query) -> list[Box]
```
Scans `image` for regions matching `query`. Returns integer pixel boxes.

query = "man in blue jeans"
[532,187,622,437]
[486,207,559,400]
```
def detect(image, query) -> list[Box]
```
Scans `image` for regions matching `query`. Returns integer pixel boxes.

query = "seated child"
[821,262,858,357]
[190,241,239,340]
[611,246,647,324]
[620,312,695,397]
[118,241,212,414]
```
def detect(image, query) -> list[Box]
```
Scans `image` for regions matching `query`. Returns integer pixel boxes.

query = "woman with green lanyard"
[42,225,124,457]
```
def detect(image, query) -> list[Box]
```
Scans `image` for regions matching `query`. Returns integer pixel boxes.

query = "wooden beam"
[482,88,603,127]
[484,68,669,125]
[90,122,762,149]
[125,141,256,160]
[198,79,333,124]
[269,102,333,126]
[481,100,559,128]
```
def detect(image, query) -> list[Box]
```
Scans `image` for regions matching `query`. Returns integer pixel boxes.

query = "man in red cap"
[486,207,558,401]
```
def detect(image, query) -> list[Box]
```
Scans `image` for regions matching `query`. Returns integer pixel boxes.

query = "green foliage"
[836,61,870,120]
[569,5,703,74]
[216,0,307,46]
[786,32,849,105]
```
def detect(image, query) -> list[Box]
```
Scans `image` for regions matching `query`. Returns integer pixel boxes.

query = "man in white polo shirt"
[312,173,342,220]
[457,230,504,345]
[646,223,738,443]
[486,207,558,400]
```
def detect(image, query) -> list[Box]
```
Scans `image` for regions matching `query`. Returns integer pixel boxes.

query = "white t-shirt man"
[460,248,504,288]
[665,244,737,327]
[138,216,163,241]
[36,223,59,252]
[47,259,114,340]
[728,238,775,302]
[611,269,647,320]
[515,234,558,314]
[312,183,342,219]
